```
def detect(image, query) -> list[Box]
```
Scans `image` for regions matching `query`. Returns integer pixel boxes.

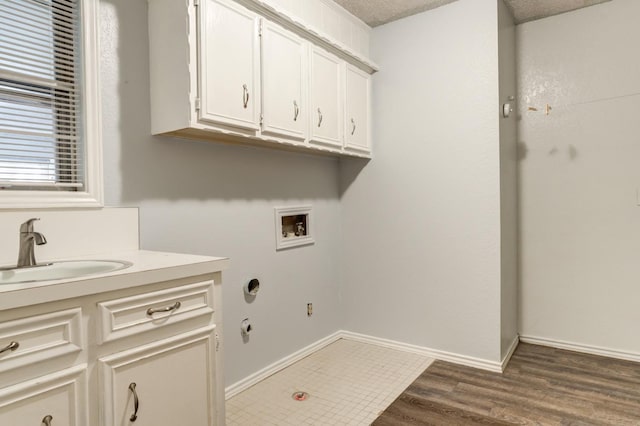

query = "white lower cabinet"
[100,326,218,426]
[0,272,224,426]
[0,365,88,426]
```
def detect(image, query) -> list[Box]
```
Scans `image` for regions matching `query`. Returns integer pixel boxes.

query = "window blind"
[0,0,84,190]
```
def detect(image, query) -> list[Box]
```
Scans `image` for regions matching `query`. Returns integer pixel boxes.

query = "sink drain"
[292,391,309,401]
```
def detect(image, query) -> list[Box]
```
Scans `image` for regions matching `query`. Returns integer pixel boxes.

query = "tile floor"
[226,339,434,425]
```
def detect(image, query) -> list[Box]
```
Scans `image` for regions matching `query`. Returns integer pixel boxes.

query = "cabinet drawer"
[0,308,83,374]
[97,280,214,344]
[0,364,88,426]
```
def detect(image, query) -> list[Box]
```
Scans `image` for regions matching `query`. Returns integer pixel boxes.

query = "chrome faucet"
[17,218,47,268]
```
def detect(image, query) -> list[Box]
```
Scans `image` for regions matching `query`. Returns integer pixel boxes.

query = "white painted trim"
[340,331,503,373]
[80,0,104,207]
[519,335,640,364]
[225,331,341,399]
[500,335,520,371]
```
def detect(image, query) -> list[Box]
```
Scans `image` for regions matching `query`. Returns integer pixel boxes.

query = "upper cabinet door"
[198,0,261,131]
[344,64,371,153]
[261,21,307,140]
[309,46,342,148]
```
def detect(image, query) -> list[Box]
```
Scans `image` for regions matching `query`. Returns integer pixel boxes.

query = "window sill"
[0,190,103,210]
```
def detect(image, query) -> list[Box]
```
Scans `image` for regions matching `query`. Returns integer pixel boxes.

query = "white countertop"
[0,250,229,311]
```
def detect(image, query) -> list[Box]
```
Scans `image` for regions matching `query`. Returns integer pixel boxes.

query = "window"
[0,0,102,208]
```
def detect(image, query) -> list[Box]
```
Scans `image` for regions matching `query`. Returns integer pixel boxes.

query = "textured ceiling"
[333,0,612,27]
[505,0,612,24]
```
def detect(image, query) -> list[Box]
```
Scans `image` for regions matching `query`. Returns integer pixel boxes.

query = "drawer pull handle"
[129,383,139,422]
[42,415,53,426]
[293,100,299,121]
[242,84,249,109]
[0,341,19,355]
[351,118,356,135]
[317,108,323,127]
[146,301,181,316]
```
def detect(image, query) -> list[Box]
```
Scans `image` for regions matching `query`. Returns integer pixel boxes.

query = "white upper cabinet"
[198,0,261,130]
[344,64,371,153]
[261,21,307,140]
[309,46,342,148]
[148,0,374,157]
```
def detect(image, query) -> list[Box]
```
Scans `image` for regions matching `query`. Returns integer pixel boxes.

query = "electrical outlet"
[307,303,313,317]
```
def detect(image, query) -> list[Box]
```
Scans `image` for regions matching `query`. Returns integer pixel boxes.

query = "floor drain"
[292,391,309,401]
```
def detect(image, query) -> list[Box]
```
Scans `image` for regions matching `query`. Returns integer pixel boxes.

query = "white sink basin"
[0,260,132,284]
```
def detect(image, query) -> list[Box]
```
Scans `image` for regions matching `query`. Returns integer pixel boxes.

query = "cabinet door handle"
[146,301,181,316]
[129,383,139,422]
[0,341,19,355]
[42,415,53,426]
[242,84,249,109]
[317,108,323,127]
[293,100,299,121]
[351,118,356,135]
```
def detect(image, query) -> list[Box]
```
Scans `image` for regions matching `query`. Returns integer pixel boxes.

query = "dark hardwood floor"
[373,343,640,425]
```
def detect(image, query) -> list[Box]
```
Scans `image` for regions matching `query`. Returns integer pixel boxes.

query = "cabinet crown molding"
[240,0,379,74]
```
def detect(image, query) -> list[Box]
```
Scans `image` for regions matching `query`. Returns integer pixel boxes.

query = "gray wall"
[96,0,637,387]
[340,0,505,363]
[99,0,344,386]
[518,0,640,354]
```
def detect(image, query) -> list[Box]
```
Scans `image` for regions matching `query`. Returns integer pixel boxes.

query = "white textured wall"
[340,0,504,363]
[518,0,640,354]
[100,0,343,386]
[498,0,518,359]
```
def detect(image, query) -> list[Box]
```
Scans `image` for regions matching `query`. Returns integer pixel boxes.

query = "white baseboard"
[339,331,504,373]
[519,335,640,363]
[226,330,516,399]
[500,335,519,371]
[225,331,342,399]
[225,331,640,401]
